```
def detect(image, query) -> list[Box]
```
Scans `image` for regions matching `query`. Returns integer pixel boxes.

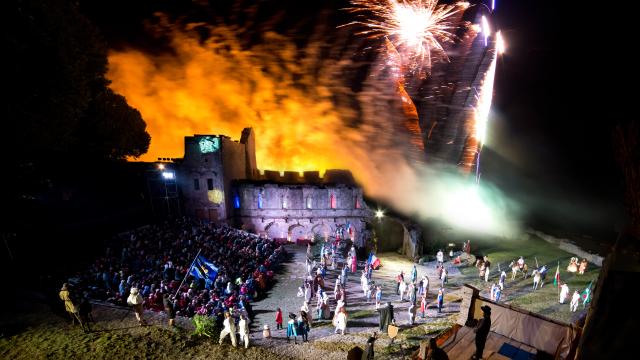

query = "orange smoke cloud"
[104,17,521,236]
[107,18,433,209]
[108,25,362,174]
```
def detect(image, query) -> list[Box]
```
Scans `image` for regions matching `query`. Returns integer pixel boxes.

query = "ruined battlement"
[254,169,356,186]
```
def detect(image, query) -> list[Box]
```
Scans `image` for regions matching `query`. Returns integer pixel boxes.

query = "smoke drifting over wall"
[107,12,520,236]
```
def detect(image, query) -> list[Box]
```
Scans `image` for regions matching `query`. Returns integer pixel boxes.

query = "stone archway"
[288,223,308,242]
[265,221,286,240]
[311,223,332,241]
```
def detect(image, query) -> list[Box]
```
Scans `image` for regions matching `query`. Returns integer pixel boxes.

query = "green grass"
[311,340,358,353]
[399,315,456,346]
[0,322,286,360]
[349,310,375,320]
[453,235,600,323]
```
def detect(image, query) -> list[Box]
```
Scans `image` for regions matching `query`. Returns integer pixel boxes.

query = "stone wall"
[179,134,250,221]
[176,129,375,246]
[402,224,423,260]
[233,182,371,246]
[221,136,248,219]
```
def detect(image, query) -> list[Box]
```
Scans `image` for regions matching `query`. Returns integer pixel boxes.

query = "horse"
[509,260,528,280]
[532,270,541,290]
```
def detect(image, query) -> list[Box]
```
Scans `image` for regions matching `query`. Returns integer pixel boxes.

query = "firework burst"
[343,0,470,75]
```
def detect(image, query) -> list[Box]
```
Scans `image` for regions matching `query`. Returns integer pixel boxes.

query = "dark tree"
[77,88,151,160]
[1,0,151,272]
[4,0,149,165]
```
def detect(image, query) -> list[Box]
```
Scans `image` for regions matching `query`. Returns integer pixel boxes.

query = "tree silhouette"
[4,0,149,165]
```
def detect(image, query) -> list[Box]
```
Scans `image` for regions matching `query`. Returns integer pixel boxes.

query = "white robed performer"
[219,312,237,347]
[361,272,369,296]
[484,264,490,283]
[436,250,444,265]
[335,299,345,316]
[559,283,569,304]
[570,290,580,312]
[126,287,146,325]
[441,267,448,287]
[421,275,429,296]
[399,281,407,301]
[238,314,250,348]
[334,308,347,335]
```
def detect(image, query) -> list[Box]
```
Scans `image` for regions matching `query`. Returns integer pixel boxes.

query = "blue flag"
[189,255,219,285]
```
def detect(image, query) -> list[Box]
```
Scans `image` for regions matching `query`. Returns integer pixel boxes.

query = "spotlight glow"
[496,30,505,54]
[481,15,491,46]
[162,171,175,180]
[443,185,494,233]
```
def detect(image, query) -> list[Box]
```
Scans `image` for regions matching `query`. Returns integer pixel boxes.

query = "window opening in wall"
[234,192,241,209]
[258,189,264,209]
[330,193,336,209]
[306,196,312,209]
[194,178,200,190]
[207,178,213,190]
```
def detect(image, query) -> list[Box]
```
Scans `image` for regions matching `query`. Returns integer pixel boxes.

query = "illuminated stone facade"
[177,128,373,245]
[232,179,370,246]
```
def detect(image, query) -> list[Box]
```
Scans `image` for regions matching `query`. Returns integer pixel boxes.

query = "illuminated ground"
[0,246,457,359]
[0,238,597,359]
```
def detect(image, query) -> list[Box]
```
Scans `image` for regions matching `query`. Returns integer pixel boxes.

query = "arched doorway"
[288,224,308,243]
[311,223,332,241]
[265,221,286,240]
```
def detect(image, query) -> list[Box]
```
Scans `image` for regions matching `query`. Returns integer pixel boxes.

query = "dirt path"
[247,244,461,359]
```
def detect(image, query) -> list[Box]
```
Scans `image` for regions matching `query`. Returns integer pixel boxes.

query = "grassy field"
[0,302,288,360]
[0,321,287,360]
[455,235,599,324]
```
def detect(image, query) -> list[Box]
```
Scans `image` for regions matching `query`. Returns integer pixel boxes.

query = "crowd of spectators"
[72,217,285,322]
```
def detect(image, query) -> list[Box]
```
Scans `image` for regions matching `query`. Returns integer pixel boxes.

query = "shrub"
[192,315,219,340]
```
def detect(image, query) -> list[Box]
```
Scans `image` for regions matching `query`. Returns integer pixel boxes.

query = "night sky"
[78,0,626,240]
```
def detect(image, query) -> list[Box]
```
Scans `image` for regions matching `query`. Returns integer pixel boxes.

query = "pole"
[557,261,561,298]
[2,233,14,262]
[174,249,203,299]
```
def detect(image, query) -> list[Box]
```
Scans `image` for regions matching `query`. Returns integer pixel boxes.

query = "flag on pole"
[189,255,219,287]
[553,263,560,287]
[369,254,381,270]
[582,280,593,305]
